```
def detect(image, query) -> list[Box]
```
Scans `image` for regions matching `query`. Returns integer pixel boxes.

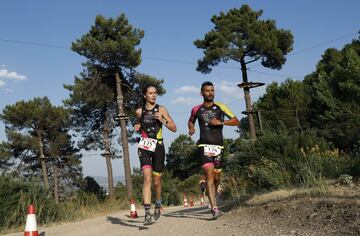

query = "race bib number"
[203,145,222,156]
[138,137,157,152]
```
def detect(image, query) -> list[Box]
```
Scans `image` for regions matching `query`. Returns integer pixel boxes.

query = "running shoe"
[144,212,153,225]
[211,207,223,220]
[153,206,161,220]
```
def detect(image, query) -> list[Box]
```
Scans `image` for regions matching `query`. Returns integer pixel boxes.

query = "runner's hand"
[188,128,195,136]
[153,112,162,121]
[154,112,168,125]
[209,118,222,126]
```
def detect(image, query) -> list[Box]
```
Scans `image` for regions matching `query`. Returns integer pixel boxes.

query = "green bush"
[224,129,352,197]
[158,171,181,206]
[0,175,60,231]
[176,174,202,200]
[0,175,130,233]
[130,169,183,206]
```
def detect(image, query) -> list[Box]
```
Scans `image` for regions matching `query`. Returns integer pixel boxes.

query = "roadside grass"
[0,198,129,235]
[224,181,360,235]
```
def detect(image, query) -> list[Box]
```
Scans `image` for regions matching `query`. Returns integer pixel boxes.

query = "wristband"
[221,121,224,125]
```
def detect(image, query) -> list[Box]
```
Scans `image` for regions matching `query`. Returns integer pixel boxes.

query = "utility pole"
[38,135,49,189]
[237,82,265,140]
[101,111,115,199]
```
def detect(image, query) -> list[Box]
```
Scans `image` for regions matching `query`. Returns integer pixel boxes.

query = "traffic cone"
[200,194,205,206]
[189,194,194,207]
[24,204,38,236]
[183,193,188,207]
[129,199,138,218]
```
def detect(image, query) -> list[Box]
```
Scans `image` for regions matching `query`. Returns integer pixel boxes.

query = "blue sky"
[1,0,359,177]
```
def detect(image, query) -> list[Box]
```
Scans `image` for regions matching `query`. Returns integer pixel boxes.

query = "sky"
[0,0,359,177]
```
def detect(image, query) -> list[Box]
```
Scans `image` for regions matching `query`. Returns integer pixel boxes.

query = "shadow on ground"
[106,216,149,231]
[163,201,234,221]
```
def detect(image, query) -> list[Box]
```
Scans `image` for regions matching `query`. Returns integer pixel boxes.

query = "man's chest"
[196,106,222,123]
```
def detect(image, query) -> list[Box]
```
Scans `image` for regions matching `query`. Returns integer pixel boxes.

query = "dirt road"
[4,203,253,236]
[0,202,326,236]
[5,185,359,236]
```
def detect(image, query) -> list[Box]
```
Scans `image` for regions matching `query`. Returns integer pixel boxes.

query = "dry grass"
[224,182,360,235]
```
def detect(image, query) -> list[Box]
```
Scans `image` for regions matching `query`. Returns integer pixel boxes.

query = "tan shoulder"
[159,105,168,113]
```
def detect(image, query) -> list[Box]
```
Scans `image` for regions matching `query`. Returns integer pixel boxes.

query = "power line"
[248,31,358,70]
[0,37,69,49]
[248,68,304,79]
[0,31,357,80]
[288,32,358,56]
[142,56,194,65]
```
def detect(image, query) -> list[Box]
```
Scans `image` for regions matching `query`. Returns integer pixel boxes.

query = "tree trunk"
[257,110,263,132]
[103,111,115,199]
[38,134,49,188]
[240,60,256,140]
[53,163,59,204]
[292,96,303,132]
[115,71,133,197]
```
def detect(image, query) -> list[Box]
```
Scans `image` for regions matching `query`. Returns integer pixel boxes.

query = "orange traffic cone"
[24,204,38,236]
[130,199,138,218]
[200,193,205,206]
[189,194,194,207]
[183,193,188,207]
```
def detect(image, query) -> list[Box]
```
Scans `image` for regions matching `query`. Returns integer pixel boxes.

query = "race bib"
[138,137,157,152]
[203,145,222,156]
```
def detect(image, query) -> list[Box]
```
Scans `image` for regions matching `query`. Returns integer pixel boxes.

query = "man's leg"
[204,164,216,209]
[213,153,223,198]
[214,171,221,193]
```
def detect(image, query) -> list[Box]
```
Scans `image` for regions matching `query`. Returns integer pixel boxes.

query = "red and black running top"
[188,102,235,146]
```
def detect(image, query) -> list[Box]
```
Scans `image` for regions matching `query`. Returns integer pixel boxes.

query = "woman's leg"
[142,167,153,205]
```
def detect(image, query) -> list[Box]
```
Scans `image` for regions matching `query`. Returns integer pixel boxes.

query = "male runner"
[188,81,239,219]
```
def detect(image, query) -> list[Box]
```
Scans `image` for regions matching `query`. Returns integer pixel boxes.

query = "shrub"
[130,169,182,206]
[0,175,60,231]
[224,129,352,197]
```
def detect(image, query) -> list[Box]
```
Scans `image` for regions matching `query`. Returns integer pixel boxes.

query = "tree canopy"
[194,4,294,73]
[304,37,360,149]
[72,14,144,70]
[165,135,201,180]
[0,97,82,198]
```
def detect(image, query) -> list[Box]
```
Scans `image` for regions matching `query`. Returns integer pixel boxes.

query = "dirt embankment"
[225,185,360,235]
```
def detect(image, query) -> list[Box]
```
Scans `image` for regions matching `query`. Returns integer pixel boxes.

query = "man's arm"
[209,116,239,126]
[188,120,195,136]
[188,106,198,136]
[209,102,240,126]
[223,116,240,126]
